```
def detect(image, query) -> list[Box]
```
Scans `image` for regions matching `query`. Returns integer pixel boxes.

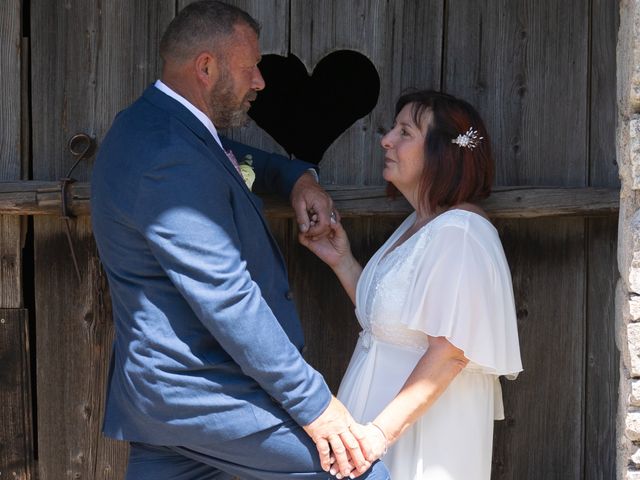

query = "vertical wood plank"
[492,219,586,479]
[290,0,443,186]
[0,0,23,307]
[584,1,620,478]
[30,1,174,478]
[0,309,33,480]
[585,217,618,480]
[589,0,620,189]
[445,0,589,187]
[0,2,32,479]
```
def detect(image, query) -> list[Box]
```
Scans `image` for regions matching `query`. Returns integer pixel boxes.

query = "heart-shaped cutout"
[248,50,380,164]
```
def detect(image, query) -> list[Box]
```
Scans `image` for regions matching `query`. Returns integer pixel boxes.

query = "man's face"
[209,23,265,128]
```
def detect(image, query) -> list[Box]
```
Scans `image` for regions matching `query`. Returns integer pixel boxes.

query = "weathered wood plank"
[0,181,620,218]
[0,216,23,308]
[0,0,21,181]
[492,219,586,479]
[445,0,589,187]
[31,1,174,478]
[0,0,23,309]
[0,309,34,480]
[585,217,618,480]
[290,0,443,185]
[0,2,31,477]
[33,218,127,480]
[584,1,620,478]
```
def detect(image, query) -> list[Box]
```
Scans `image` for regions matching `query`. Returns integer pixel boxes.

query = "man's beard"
[209,68,257,128]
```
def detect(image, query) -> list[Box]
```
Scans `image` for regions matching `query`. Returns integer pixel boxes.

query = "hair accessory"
[451,128,483,149]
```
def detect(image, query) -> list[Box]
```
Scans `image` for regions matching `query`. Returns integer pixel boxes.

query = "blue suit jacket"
[91,85,331,446]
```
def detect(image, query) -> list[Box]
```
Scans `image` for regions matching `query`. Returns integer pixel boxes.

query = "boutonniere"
[238,154,255,190]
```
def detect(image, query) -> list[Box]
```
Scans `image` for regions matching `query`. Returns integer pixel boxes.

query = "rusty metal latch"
[61,133,94,282]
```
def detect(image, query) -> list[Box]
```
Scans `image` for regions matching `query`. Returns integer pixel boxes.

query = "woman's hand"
[298,220,352,271]
[299,220,362,305]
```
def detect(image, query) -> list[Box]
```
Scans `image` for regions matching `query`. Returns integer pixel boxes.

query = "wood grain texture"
[583,1,620,478]
[0,181,620,218]
[0,216,23,308]
[33,219,127,480]
[290,0,443,185]
[492,219,586,479]
[445,0,589,187]
[30,1,174,478]
[0,309,33,480]
[0,0,23,308]
[0,0,21,181]
[0,2,31,477]
[585,217,618,480]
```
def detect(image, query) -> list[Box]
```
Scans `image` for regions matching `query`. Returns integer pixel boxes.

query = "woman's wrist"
[367,422,388,457]
[332,253,358,277]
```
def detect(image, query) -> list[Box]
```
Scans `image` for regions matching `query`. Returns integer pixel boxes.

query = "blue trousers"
[126,419,391,479]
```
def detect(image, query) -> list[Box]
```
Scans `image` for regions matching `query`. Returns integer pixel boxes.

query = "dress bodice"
[359,223,430,351]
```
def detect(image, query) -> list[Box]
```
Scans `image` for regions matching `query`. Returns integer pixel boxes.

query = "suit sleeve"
[220,136,317,196]
[133,146,331,426]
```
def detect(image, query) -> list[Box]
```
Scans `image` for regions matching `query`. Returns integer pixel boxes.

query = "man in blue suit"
[91,1,389,479]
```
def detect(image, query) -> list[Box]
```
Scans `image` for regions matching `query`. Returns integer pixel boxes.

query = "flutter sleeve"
[399,219,522,378]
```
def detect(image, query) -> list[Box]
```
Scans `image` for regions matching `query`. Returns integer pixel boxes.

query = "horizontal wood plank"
[0,181,620,218]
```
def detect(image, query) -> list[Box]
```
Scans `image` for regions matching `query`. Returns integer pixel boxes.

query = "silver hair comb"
[451,128,483,149]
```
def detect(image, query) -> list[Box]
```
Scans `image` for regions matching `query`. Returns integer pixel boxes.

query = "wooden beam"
[0,181,620,218]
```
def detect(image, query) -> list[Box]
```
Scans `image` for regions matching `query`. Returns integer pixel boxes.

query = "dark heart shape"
[248,50,380,164]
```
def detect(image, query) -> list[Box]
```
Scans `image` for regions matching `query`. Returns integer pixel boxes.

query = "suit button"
[301,345,308,356]
[285,290,294,300]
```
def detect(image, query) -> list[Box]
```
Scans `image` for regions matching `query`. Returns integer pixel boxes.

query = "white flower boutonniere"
[238,154,255,190]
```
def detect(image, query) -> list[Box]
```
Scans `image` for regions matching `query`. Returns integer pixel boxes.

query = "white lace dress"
[337,210,522,480]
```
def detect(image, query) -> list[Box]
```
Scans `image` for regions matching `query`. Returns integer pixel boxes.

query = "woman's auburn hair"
[386,90,494,213]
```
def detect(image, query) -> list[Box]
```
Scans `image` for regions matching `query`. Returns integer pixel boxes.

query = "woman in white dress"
[301,90,522,480]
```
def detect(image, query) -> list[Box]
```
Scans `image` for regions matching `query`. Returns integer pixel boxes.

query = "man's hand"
[290,172,339,239]
[303,396,371,478]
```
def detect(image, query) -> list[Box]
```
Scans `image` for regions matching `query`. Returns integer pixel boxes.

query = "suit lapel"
[143,86,268,205]
[141,85,286,266]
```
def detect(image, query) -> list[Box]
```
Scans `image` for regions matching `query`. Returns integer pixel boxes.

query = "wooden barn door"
[23,0,619,478]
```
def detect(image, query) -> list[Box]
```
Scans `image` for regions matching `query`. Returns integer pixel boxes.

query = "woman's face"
[380,103,429,195]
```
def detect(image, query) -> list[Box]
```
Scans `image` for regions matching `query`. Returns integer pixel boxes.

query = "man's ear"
[194,51,220,88]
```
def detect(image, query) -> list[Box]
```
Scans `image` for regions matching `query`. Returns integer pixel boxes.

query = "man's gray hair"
[160,1,261,63]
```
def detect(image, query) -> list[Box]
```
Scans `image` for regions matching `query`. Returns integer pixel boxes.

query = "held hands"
[303,397,372,478]
[290,172,339,239]
[298,218,353,271]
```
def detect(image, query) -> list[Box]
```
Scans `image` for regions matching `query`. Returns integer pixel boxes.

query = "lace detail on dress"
[358,217,439,351]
